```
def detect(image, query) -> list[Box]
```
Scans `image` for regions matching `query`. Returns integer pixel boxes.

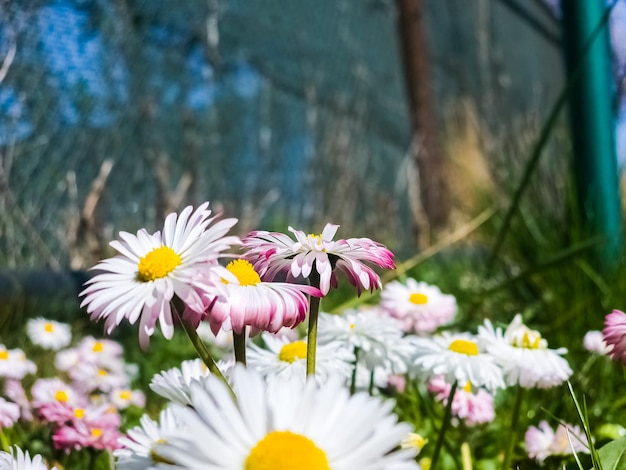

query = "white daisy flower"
[26,318,71,350]
[149,358,233,406]
[115,407,184,469]
[0,346,36,380]
[318,309,412,373]
[408,332,505,394]
[247,332,354,383]
[153,366,420,469]
[478,315,572,388]
[80,203,239,348]
[380,279,457,334]
[0,446,56,470]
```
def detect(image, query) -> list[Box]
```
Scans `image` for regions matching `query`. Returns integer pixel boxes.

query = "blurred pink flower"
[583,330,612,356]
[243,223,395,295]
[4,380,32,422]
[380,279,457,334]
[0,398,19,429]
[428,376,495,426]
[603,310,626,364]
[52,405,122,452]
[525,420,588,463]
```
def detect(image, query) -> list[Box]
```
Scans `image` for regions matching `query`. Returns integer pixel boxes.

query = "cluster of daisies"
[3,201,626,469]
[0,318,144,468]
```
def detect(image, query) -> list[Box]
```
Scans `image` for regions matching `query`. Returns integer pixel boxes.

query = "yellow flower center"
[448,339,479,356]
[463,381,472,393]
[55,390,69,402]
[74,408,85,419]
[136,246,181,282]
[44,323,54,333]
[119,390,132,400]
[349,322,356,330]
[97,369,108,377]
[245,431,330,470]
[0,351,8,360]
[278,341,308,363]
[409,293,428,305]
[512,330,543,350]
[91,428,102,438]
[151,440,175,465]
[401,432,428,451]
[92,341,103,353]
[224,259,261,286]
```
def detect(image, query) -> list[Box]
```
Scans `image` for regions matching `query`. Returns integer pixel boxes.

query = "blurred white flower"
[26,318,71,350]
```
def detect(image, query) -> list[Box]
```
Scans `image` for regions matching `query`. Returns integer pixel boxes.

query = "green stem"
[431,380,458,470]
[350,347,360,394]
[306,270,322,378]
[233,329,247,365]
[368,368,375,396]
[501,386,525,470]
[174,306,235,398]
[0,429,8,452]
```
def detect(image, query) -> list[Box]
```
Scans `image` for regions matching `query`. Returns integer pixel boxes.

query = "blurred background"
[1,0,626,324]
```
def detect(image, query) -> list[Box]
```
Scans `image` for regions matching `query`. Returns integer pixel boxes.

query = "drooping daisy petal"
[153,366,420,469]
[80,202,239,347]
[243,224,395,296]
[208,259,322,335]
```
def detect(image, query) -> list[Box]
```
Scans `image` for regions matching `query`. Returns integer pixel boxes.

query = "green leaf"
[598,437,626,470]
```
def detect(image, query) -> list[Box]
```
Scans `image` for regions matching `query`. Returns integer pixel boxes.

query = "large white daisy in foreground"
[80,203,239,348]
[407,333,504,394]
[478,315,572,388]
[153,366,420,469]
[243,223,395,295]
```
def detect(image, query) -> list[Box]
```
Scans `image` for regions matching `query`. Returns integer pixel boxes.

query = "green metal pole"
[561,0,622,265]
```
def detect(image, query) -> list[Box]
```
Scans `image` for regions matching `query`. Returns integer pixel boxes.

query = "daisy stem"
[368,368,375,395]
[306,270,322,378]
[233,329,247,365]
[350,347,360,394]
[175,308,234,398]
[501,386,524,470]
[0,429,8,451]
[431,380,458,470]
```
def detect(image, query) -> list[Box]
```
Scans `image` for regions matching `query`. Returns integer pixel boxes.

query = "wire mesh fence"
[0,0,572,271]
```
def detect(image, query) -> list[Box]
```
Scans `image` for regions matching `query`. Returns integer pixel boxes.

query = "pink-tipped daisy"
[243,223,395,295]
[208,259,322,335]
[80,202,239,348]
[603,309,626,364]
[380,279,457,334]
